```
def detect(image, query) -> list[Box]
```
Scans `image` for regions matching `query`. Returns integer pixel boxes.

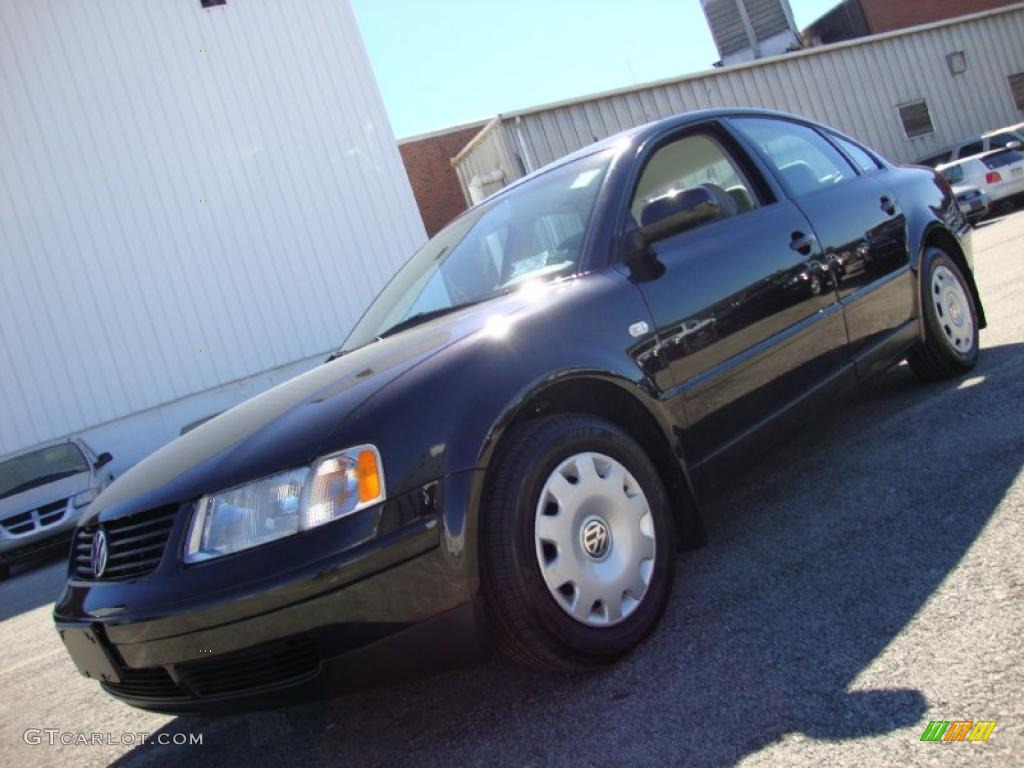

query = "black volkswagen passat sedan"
[55,109,984,713]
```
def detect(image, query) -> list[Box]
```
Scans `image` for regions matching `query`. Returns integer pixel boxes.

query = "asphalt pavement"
[2,208,1022,768]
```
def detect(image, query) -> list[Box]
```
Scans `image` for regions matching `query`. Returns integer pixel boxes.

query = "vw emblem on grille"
[581,518,611,560]
[90,528,109,579]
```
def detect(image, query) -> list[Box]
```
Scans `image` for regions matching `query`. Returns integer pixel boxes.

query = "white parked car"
[0,438,114,579]
[918,122,1024,167]
[937,148,1024,210]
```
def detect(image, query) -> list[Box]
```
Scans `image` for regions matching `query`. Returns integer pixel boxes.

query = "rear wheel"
[481,414,675,671]
[908,247,979,381]
[0,564,9,581]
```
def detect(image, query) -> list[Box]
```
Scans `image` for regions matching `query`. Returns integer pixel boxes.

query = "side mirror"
[94,452,113,469]
[638,187,721,247]
[1006,140,1022,150]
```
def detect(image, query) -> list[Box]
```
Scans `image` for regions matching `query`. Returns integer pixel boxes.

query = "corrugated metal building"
[0,0,426,470]
[454,3,1024,201]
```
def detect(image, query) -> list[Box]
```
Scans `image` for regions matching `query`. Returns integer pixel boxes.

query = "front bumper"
[0,504,84,565]
[53,470,488,714]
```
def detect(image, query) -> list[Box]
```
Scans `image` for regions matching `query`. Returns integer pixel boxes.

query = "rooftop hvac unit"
[701,0,800,65]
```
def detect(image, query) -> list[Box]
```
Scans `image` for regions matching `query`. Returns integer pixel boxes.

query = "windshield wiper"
[0,469,84,499]
[377,299,490,340]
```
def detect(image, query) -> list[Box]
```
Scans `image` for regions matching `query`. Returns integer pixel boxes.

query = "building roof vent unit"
[701,0,800,66]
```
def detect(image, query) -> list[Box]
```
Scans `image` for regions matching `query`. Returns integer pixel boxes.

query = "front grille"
[38,499,67,525]
[101,667,188,702]
[1,499,68,536]
[177,637,320,697]
[73,505,178,580]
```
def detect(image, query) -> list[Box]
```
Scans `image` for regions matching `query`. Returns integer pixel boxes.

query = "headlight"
[72,488,100,508]
[184,445,385,563]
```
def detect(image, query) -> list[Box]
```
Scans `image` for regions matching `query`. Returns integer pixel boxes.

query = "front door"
[622,125,849,472]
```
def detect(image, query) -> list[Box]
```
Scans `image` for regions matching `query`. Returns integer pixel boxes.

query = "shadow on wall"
[89,341,1023,767]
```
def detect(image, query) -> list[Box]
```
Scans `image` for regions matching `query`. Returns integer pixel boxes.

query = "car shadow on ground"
[100,341,1024,767]
[0,554,70,622]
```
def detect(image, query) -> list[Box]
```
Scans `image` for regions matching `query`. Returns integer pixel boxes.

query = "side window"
[941,165,965,185]
[958,141,984,158]
[630,133,758,225]
[829,134,880,173]
[921,151,951,167]
[987,133,1020,149]
[731,117,856,197]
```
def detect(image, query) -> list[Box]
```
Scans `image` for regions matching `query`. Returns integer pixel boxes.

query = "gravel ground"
[2,209,1022,768]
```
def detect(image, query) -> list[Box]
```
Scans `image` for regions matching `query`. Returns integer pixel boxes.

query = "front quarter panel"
[323,268,668,589]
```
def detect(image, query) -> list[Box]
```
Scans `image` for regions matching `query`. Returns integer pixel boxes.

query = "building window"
[1009,73,1024,111]
[897,100,934,139]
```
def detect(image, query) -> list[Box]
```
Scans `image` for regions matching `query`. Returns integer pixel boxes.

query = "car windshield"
[0,443,89,499]
[341,150,613,351]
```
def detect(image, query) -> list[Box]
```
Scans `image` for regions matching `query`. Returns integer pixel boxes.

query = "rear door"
[620,122,849,468]
[729,117,913,370]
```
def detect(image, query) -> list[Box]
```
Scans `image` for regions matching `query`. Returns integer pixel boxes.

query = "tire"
[0,564,9,581]
[907,247,980,382]
[481,414,675,671]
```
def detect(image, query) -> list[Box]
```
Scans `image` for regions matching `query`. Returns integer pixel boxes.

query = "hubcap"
[931,264,974,355]
[534,452,656,627]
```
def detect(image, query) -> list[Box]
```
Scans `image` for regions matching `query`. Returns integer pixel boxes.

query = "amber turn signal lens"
[357,449,381,503]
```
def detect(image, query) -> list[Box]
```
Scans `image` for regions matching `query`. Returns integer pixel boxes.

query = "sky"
[350,0,841,139]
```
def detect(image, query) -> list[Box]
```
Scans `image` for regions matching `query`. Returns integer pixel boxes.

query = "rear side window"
[958,141,985,158]
[919,151,952,167]
[941,165,965,185]
[987,132,1021,149]
[829,134,880,173]
[731,117,855,197]
[981,150,1024,169]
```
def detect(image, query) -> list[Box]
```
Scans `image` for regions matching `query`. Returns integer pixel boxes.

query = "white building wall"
[455,4,1024,197]
[0,0,426,467]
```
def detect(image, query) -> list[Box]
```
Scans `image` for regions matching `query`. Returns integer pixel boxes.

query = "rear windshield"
[981,150,1024,169]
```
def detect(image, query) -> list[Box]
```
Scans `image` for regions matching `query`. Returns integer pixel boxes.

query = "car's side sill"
[689,361,859,499]
[851,319,919,382]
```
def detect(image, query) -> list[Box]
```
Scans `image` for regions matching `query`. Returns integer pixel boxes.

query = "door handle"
[789,231,817,255]
[880,196,897,216]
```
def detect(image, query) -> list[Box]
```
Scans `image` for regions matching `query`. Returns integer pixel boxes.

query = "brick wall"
[860,0,1018,33]
[398,123,486,237]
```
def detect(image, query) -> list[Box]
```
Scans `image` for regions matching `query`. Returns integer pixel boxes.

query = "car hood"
[83,296,530,523]
[0,472,91,519]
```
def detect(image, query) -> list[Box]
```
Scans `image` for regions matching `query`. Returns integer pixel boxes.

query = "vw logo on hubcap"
[581,518,611,560]
[90,528,109,579]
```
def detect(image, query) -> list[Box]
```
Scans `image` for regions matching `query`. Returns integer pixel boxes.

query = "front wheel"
[481,415,675,671]
[908,248,980,381]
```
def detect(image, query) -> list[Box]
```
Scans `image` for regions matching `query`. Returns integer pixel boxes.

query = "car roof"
[982,122,1024,138]
[937,144,1022,170]
[936,155,982,170]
